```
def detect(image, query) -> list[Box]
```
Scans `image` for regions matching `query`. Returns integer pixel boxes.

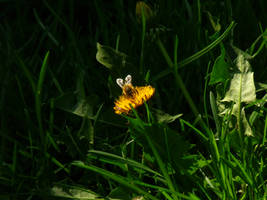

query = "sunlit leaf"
[219,51,256,136]
[50,186,100,199]
[222,53,256,104]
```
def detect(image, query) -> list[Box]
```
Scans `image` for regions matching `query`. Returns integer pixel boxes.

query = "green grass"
[0,0,267,199]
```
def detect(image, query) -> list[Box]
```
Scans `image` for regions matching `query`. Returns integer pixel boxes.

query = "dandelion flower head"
[114,75,155,115]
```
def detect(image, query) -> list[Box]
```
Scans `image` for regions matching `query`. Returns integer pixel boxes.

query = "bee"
[116,74,137,98]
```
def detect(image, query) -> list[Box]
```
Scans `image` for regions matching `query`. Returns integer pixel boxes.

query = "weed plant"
[0,0,266,199]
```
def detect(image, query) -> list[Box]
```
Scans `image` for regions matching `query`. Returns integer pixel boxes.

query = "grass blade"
[35,51,49,143]
[88,150,163,177]
[72,161,160,200]
[153,21,236,81]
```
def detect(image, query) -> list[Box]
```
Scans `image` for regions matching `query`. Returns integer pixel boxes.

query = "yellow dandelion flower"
[114,75,155,115]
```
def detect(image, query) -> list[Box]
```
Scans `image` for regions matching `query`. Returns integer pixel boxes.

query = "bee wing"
[125,74,132,84]
[116,78,124,88]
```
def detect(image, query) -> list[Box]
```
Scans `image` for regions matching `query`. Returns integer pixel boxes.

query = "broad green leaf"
[54,92,97,118]
[129,122,191,160]
[96,43,133,70]
[71,98,95,117]
[152,108,182,123]
[108,186,132,200]
[128,121,199,176]
[209,46,230,85]
[54,92,126,128]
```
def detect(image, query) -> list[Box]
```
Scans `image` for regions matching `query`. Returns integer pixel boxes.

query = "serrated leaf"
[180,155,210,175]
[96,43,133,70]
